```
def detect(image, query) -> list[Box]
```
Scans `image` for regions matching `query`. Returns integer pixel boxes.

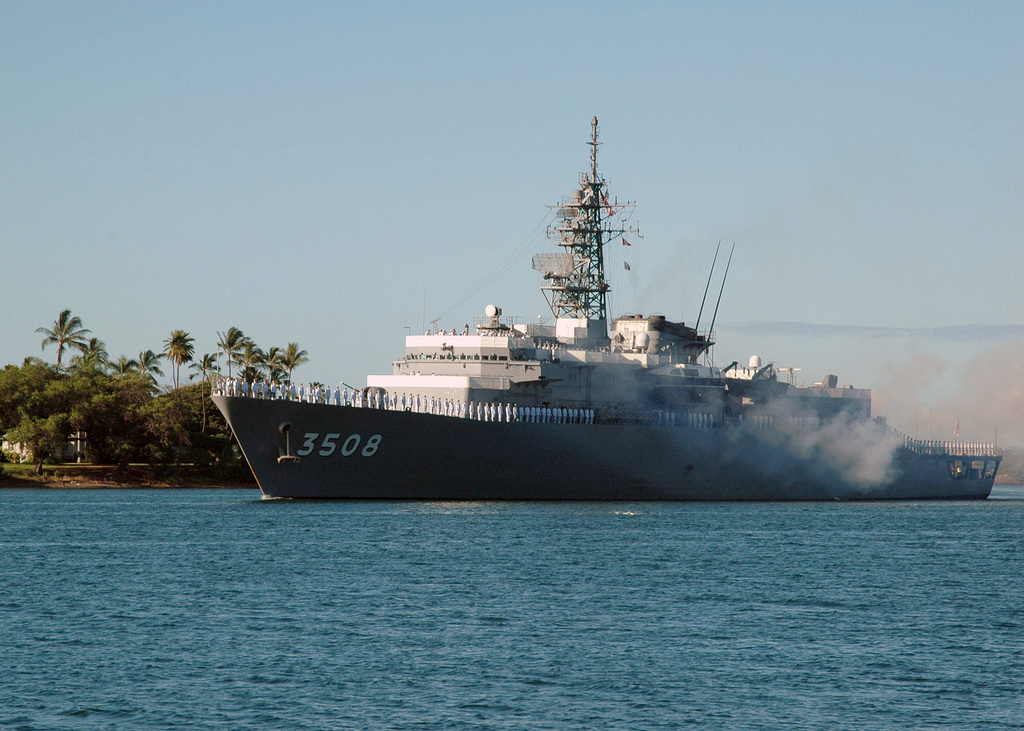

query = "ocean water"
[1,487,1023,731]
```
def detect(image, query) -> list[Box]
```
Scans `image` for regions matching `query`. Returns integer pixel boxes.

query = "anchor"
[277,421,300,464]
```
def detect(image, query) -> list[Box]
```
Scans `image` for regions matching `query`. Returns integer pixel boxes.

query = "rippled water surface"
[2,487,1023,730]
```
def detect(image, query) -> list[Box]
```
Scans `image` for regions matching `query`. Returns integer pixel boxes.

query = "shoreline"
[0,481,253,489]
[0,464,256,490]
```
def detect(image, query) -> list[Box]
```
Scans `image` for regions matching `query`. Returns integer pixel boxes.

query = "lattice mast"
[541,117,636,324]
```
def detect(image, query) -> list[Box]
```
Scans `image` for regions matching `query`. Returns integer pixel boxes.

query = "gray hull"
[213,396,997,500]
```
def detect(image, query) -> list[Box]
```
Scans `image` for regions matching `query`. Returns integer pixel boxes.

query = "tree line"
[31,309,310,388]
[0,309,311,474]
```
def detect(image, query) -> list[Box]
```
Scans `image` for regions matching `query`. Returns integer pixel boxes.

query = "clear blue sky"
[3,1,1022,443]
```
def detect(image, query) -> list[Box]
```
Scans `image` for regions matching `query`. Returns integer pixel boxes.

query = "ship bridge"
[610,314,711,364]
[404,334,524,362]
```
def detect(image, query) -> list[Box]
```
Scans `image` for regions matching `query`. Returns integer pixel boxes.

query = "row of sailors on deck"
[907,440,999,457]
[213,378,596,424]
[214,379,333,402]
[394,397,595,424]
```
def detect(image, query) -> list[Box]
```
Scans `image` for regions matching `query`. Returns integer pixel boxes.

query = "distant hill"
[996,447,1024,484]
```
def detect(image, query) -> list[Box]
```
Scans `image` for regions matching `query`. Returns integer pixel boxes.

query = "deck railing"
[888,427,1001,458]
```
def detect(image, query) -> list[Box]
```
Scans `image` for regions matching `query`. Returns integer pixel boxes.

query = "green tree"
[0,359,73,474]
[142,382,234,468]
[0,358,241,475]
[216,327,248,379]
[35,309,91,369]
[141,391,190,463]
[163,329,195,389]
[283,342,309,384]
[77,371,157,468]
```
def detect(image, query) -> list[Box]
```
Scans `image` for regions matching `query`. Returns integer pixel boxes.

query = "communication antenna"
[694,240,721,332]
[707,241,736,336]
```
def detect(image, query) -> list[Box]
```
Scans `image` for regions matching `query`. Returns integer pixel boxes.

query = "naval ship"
[212,119,1001,500]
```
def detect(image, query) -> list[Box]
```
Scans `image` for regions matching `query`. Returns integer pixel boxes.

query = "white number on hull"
[296,432,382,458]
[297,433,319,456]
[362,434,381,457]
[319,433,341,457]
[341,434,361,456]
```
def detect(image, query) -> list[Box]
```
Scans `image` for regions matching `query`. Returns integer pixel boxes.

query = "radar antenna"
[538,117,637,323]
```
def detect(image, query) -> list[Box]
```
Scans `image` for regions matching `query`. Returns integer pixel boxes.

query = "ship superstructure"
[369,117,730,422]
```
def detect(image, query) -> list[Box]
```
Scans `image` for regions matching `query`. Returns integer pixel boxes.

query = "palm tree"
[264,346,287,384]
[283,342,310,384]
[189,353,219,382]
[111,355,140,376]
[189,353,219,432]
[238,341,265,383]
[216,327,248,379]
[36,309,91,368]
[137,349,164,386]
[70,337,109,371]
[163,329,195,388]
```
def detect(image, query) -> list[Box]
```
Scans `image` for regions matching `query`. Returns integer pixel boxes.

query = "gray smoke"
[758,398,905,491]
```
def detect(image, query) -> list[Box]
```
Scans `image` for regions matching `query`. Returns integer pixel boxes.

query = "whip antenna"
[707,241,735,336]
[694,240,720,331]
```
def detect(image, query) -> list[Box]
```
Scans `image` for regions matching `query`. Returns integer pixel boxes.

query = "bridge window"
[970,460,985,480]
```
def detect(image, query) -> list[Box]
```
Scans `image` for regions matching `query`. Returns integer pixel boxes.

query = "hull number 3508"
[296,432,382,458]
